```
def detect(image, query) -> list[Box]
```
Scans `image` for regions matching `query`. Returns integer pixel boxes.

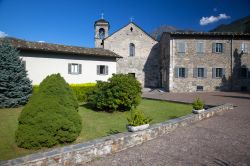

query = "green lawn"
[0,99,192,161]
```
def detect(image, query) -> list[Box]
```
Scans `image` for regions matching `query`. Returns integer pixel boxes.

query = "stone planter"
[192,109,205,114]
[127,124,149,132]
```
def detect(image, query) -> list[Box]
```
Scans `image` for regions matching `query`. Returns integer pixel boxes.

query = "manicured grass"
[0,99,192,160]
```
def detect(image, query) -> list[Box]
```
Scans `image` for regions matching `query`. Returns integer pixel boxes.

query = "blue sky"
[0,0,249,48]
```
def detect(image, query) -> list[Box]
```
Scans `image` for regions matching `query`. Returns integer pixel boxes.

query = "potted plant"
[192,97,205,114]
[127,110,152,132]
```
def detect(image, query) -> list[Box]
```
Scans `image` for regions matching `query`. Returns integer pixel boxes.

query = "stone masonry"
[95,20,160,88]
[160,32,250,92]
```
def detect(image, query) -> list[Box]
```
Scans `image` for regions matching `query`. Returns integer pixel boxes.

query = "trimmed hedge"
[87,74,142,112]
[33,83,95,102]
[70,83,96,102]
[15,74,82,149]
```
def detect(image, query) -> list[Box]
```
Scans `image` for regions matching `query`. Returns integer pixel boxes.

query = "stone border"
[0,103,234,166]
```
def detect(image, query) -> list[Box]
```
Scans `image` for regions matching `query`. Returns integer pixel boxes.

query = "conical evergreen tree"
[0,39,32,108]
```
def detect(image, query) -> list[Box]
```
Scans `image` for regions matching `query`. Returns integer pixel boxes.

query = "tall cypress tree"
[0,39,32,108]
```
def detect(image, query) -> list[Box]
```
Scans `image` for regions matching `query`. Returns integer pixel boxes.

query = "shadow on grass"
[169,115,178,119]
[106,129,121,136]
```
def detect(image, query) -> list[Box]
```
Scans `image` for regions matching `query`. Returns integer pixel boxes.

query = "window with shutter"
[241,43,248,53]
[214,43,223,53]
[68,63,81,74]
[97,65,108,75]
[177,42,186,53]
[197,68,205,78]
[196,42,204,54]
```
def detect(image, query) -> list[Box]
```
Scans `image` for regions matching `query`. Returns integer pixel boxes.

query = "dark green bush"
[15,74,82,149]
[192,97,204,110]
[87,74,142,112]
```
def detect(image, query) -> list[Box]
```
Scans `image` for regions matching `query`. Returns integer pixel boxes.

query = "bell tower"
[94,14,110,48]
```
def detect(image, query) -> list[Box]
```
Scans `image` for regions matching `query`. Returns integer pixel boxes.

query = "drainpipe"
[230,35,234,91]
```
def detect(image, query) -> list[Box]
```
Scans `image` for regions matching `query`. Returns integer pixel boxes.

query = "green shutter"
[185,68,188,78]
[212,43,216,53]
[68,63,71,74]
[79,64,82,74]
[175,67,179,78]
[105,66,109,75]
[212,68,216,78]
[204,68,207,78]
[97,65,100,75]
[193,68,197,78]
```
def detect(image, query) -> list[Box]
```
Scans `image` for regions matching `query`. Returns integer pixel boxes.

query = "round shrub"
[87,74,142,112]
[15,74,82,149]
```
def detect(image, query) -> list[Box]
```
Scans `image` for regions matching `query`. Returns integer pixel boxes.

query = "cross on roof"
[101,13,104,19]
[130,17,134,22]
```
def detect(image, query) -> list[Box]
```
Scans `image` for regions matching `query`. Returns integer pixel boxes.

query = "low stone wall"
[1,103,234,166]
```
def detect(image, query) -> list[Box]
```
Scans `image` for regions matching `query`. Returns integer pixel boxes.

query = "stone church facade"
[94,18,250,92]
[94,19,160,88]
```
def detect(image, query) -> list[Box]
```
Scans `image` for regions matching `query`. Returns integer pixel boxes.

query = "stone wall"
[104,23,160,88]
[160,33,250,92]
[1,103,233,166]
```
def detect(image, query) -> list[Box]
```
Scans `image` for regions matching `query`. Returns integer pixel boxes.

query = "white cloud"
[38,41,45,43]
[200,13,230,26]
[0,31,8,38]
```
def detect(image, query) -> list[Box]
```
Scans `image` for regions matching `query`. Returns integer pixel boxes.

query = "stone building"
[160,32,250,92]
[94,19,160,87]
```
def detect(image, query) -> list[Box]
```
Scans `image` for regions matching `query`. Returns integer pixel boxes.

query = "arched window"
[99,28,105,39]
[129,43,135,56]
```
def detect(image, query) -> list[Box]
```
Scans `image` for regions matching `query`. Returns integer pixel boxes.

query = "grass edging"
[1,103,234,166]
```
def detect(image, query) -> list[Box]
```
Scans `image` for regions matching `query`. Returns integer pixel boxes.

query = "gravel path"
[88,92,250,166]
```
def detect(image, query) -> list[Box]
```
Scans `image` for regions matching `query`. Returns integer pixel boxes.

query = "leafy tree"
[0,39,32,108]
[15,74,82,149]
[87,74,142,112]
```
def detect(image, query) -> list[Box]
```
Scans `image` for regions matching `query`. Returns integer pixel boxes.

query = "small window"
[97,65,108,75]
[128,73,135,78]
[212,68,224,78]
[213,43,223,53]
[177,42,186,53]
[196,86,203,91]
[241,43,248,53]
[197,68,205,78]
[178,68,186,78]
[175,67,188,78]
[99,28,105,40]
[21,60,26,70]
[68,63,82,74]
[129,43,135,56]
[239,67,247,78]
[196,42,204,54]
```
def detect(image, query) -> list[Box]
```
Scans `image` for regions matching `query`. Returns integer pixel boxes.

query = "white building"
[9,38,121,85]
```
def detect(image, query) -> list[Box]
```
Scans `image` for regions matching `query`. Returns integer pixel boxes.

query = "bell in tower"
[94,14,110,48]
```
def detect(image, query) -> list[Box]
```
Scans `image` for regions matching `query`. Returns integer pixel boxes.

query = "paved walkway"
[89,92,250,166]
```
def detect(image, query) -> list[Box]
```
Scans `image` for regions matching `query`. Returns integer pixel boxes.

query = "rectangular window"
[212,68,225,78]
[128,73,136,78]
[196,42,204,54]
[197,68,205,78]
[213,43,223,53]
[177,42,186,53]
[68,63,82,74]
[241,43,248,53]
[97,65,108,75]
[175,67,188,78]
[196,86,203,91]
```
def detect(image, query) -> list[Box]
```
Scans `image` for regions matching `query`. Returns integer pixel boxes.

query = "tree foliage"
[15,74,82,149]
[0,39,32,108]
[87,74,142,112]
